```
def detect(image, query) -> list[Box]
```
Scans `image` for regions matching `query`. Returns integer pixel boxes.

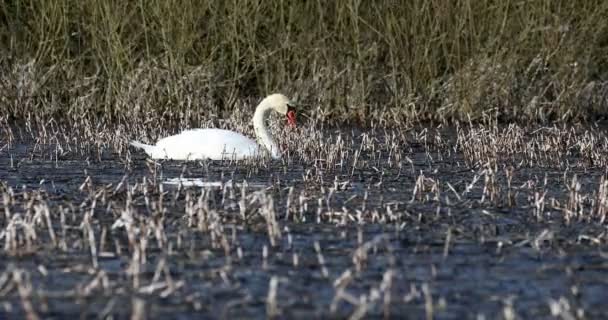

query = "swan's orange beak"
[286,110,296,127]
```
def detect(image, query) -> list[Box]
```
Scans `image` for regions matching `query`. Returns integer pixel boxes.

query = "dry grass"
[1,117,608,317]
[1,1,608,124]
[1,1,608,318]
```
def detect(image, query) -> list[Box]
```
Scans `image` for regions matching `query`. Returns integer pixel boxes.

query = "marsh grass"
[1,1,608,125]
[4,3,608,317]
[3,120,608,317]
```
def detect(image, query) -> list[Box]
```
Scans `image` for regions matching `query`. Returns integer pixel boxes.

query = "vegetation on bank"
[1,0,607,125]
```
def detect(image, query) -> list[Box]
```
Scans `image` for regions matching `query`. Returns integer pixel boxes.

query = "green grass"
[1,0,607,125]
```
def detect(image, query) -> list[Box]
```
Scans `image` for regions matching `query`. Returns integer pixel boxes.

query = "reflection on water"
[163,178,268,188]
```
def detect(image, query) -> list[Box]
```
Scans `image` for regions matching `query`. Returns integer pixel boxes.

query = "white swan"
[130,93,296,160]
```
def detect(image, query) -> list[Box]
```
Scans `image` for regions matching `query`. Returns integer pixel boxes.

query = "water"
[0,128,607,319]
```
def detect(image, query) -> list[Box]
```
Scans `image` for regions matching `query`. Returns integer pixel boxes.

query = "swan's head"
[264,93,297,127]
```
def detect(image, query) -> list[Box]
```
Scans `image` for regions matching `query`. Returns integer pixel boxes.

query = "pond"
[0,125,607,319]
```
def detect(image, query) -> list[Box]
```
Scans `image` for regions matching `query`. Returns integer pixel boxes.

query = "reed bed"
[1,0,608,124]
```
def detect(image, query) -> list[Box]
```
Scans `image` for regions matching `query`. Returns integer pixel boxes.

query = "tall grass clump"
[0,0,607,125]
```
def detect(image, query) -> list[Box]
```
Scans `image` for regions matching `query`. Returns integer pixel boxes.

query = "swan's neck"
[253,101,281,159]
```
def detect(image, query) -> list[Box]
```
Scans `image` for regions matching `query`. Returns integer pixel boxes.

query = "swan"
[130,93,296,160]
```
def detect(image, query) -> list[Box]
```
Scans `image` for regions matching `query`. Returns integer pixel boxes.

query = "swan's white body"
[130,94,295,160]
[130,128,270,160]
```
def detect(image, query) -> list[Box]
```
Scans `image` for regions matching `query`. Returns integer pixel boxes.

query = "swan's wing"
[155,128,259,160]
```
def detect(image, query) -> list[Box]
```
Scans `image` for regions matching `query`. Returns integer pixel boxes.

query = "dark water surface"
[1,128,608,319]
